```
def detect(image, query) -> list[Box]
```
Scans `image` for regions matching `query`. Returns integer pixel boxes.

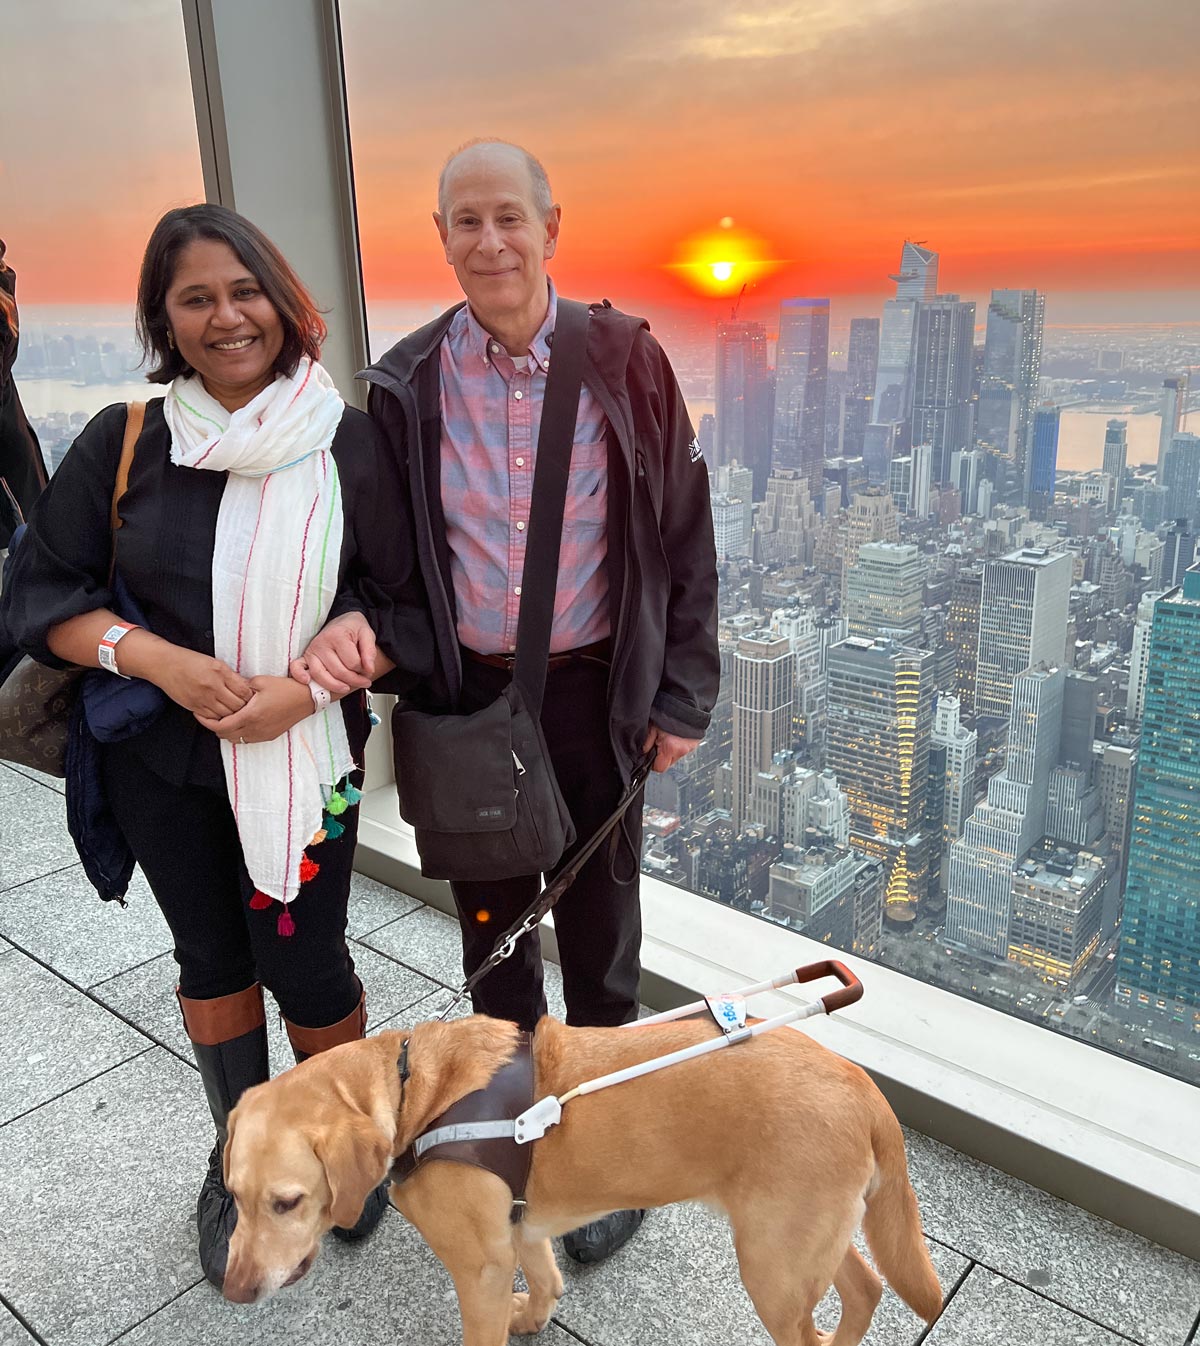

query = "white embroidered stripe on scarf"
[165,358,355,905]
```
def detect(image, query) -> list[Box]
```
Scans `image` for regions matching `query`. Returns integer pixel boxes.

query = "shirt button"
[514,586,522,596]
[514,389,523,400]
[490,342,501,354]
[517,521,526,531]
[515,456,525,467]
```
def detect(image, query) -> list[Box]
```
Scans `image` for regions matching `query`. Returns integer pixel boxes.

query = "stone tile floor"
[1,760,1197,1346]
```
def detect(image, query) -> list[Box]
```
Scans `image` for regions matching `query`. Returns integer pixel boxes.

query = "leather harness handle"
[794,960,863,1014]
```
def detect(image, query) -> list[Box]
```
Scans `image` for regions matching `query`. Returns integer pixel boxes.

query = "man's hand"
[196,676,314,744]
[642,724,701,773]
[290,612,376,695]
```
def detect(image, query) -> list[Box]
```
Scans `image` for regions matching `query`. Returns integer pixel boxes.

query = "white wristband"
[98,622,138,678]
[309,681,332,712]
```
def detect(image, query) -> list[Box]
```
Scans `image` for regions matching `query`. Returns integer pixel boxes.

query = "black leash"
[436,751,655,1021]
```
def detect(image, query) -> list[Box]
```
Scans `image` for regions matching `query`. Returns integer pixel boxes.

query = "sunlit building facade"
[826,637,934,923]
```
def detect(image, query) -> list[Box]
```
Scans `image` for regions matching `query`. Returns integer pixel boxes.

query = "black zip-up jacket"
[360,299,719,782]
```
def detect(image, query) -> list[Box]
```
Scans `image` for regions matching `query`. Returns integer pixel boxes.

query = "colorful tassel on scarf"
[249,890,274,910]
[299,855,320,884]
[277,907,295,937]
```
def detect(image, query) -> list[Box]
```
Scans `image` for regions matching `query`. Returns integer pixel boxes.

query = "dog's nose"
[221,1277,261,1305]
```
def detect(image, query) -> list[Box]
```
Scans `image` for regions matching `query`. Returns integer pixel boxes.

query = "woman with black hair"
[0,204,432,1288]
[0,239,48,548]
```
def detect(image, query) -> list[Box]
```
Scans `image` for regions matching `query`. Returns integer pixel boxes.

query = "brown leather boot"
[178,983,270,1290]
[282,983,388,1243]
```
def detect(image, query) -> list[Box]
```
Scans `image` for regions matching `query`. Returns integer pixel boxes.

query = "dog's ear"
[312,1117,391,1229]
[222,1108,239,1188]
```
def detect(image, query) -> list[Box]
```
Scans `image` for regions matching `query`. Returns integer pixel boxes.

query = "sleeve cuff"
[651,689,710,739]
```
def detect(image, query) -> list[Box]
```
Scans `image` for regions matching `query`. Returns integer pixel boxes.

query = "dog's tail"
[861,1107,942,1324]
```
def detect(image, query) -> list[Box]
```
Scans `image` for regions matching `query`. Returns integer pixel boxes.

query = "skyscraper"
[1026,405,1060,520]
[845,541,925,643]
[946,665,1065,958]
[772,298,829,499]
[1102,419,1128,514]
[1117,566,1200,1030]
[932,693,977,842]
[862,420,899,485]
[1160,432,1200,528]
[947,566,983,712]
[1127,589,1167,722]
[1157,375,1190,481]
[1160,519,1197,589]
[732,632,795,831]
[872,242,938,428]
[758,469,816,565]
[974,548,1072,721]
[910,441,933,517]
[910,295,976,483]
[715,319,772,498]
[826,637,934,922]
[975,289,1046,475]
[841,317,880,459]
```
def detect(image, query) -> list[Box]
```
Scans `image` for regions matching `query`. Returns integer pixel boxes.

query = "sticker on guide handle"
[706,995,747,1035]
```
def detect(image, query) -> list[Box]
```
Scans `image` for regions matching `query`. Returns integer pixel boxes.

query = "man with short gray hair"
[301,140,719,1262]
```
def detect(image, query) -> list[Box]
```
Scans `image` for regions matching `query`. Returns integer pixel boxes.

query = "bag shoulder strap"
[108,401,145,580]
[513,299,590,715]
[110,401,145,535]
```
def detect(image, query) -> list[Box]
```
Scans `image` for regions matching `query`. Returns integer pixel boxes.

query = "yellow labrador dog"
[221,1014,942,1345]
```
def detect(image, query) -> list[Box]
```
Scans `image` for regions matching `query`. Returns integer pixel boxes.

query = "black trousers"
[101,738,362,1028]
[450,655,644,1031]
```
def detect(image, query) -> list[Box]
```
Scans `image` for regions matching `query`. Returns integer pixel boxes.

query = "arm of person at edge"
[638,332,719,774]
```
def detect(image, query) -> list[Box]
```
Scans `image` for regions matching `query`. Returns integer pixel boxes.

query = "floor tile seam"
[0,1042,157,1130]
[102,1278,205,1345]
[350,902,425,939]
[928,1251,1151,1344]
[352,935,459,993]
[0,859,82,897]
[911,1255,974,1345]
[0,764,65,797]
[88,950,175,992]
[0,932,172,1052]
[0,1291,48,1346]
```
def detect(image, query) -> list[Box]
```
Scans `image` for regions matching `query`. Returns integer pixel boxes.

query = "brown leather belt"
[463,638,612,672]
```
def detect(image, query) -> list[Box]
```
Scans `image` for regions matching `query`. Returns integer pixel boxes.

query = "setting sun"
[667,218,787,298]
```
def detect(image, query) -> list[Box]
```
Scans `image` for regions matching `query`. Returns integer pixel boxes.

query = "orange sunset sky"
[3,0,1199,327]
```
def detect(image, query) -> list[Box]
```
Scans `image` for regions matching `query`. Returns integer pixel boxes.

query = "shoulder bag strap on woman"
[108,401,145,582]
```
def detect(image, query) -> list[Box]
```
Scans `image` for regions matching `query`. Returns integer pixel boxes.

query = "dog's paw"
[509,1291,551,1335]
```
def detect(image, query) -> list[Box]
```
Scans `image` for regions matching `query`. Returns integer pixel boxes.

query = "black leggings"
[101,739,361,1027]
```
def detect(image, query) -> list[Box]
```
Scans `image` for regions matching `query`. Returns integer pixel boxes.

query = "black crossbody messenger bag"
[392,300,591,881]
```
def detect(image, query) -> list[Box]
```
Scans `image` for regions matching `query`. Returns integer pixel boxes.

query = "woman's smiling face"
[165,237,285,412]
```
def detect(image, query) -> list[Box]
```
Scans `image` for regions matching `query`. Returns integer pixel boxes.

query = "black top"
[0,264,47,545]
[0,396,433,789]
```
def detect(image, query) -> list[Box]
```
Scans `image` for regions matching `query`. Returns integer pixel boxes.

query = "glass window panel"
[2,1,203,476]
[339,0,1200,1086]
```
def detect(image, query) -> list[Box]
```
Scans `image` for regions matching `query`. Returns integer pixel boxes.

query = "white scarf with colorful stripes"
[164,358,354,912]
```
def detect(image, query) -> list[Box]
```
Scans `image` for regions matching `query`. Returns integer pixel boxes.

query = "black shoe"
[330,1179,390,1243]
[196,1142,238,1289]
[562,1208,646,1265]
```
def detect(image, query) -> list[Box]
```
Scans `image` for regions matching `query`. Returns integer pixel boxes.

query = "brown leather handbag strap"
[109,401,145,581]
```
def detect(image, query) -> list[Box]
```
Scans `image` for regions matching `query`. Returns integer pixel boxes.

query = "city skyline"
[3,0,1200,325]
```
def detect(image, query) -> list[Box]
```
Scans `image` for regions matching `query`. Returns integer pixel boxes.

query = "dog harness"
[390,1032,535,1223]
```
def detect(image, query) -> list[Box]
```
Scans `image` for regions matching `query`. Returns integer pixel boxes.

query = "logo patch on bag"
[689,436,703,464]
[476,806,507,821]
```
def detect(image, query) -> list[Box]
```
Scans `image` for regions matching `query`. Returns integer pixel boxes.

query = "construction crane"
[730,283,747,321]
